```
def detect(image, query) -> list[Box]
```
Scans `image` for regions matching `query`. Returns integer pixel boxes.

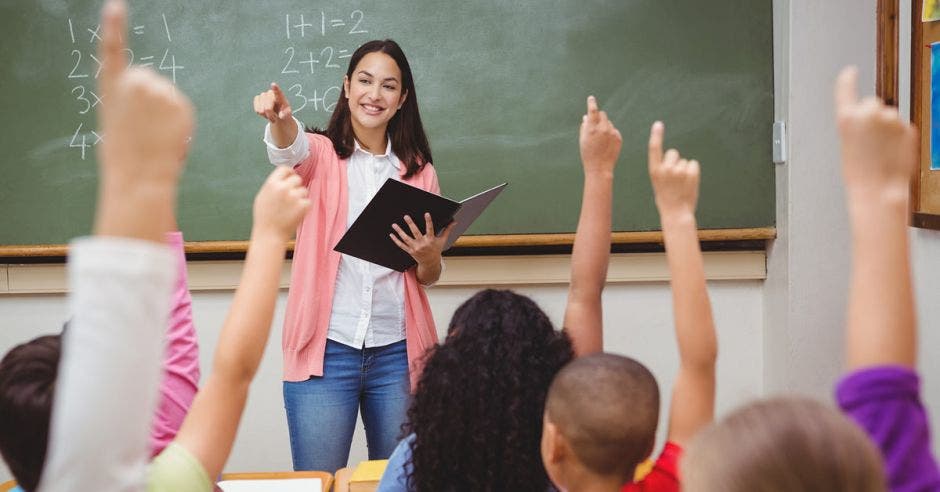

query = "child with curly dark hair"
[376,95,622,492]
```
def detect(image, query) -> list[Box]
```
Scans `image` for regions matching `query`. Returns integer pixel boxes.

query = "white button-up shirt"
[264,119,405,349]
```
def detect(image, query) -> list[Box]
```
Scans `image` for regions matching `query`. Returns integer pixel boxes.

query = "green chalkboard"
[0,0,774,247]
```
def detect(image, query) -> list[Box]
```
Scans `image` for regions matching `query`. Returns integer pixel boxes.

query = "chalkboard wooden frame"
[0,227,776,257]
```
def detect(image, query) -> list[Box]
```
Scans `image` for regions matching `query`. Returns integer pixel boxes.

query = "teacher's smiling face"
[343,51,408,135]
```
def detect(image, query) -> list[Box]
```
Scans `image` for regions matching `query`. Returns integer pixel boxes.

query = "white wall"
[764,0,869,399]
[768,0,940,457]
[0,279,763,481]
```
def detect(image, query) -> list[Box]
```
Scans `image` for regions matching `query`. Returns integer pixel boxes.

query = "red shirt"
[621,442,681,492]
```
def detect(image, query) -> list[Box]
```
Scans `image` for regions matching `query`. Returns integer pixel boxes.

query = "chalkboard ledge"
[0,228,774,260]
[0,250,766,294]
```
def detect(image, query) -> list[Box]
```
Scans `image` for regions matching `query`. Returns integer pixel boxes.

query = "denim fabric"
[376,433,414,491]
[283,339,410,472]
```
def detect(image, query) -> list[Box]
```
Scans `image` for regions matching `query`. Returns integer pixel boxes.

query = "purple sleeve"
[836,365,940,492]
[149,231,201,457]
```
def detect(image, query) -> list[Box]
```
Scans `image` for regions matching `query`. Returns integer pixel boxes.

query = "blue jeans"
[283,339,410,473]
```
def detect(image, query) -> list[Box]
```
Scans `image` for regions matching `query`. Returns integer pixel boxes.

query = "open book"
[334,179,507,272]
[217,478,321,492]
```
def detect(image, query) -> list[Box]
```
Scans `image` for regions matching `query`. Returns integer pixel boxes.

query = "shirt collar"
[353,137,399,169]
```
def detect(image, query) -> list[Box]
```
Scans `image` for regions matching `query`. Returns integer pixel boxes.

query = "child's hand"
[97,0,193,187]
[253,83,294,124]
[835,66,917,198]
[253,166,311,241]
[648,122,700,218]
[579,96,622,176]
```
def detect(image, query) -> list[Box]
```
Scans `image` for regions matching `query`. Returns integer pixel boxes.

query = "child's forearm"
[212,230,285,381]
[662,210,717,445]
[563,170,613,356]
[661,212,716,370]
[172,227,286,479]
[845,190,915,369]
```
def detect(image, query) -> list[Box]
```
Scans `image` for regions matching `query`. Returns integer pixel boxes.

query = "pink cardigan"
[283,133,440,389]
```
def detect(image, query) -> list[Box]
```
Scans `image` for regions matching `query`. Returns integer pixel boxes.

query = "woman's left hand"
[390,213,456,268]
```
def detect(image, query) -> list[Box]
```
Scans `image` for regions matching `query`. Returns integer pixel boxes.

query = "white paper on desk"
[217,478,321,492]
[443,182,507,250]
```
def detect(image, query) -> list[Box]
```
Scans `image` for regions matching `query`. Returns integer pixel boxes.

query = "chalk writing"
[64,14,183,158]
[277,10,368,114]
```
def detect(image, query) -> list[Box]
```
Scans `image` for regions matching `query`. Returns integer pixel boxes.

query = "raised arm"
[647,122,717,446]
[835,67,917,370]
[39,0,194,489]
[171,166,310,480]
[832,66,940,492]
[150,230,200,458]
[562,96,622,357]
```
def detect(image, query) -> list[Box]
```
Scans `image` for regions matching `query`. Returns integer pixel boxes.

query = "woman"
[252,39,452,473]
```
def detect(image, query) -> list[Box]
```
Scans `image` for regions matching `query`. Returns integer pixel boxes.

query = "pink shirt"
[282,133,439,389]
[149,231,200,457]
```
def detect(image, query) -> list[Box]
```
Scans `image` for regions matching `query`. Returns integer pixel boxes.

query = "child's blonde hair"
[683,397,885,492]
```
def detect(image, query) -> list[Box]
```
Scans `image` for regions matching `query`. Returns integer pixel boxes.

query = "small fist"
[648,122,700,217]
[253,83,293,124]
[253,166,310,240]
[579,95,622,175]
[834,66,918,195]
[97,0,193,184]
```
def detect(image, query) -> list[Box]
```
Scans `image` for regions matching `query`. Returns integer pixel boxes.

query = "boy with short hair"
[542,121,718,492]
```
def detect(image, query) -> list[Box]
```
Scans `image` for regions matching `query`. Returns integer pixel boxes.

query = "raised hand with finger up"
[648,121,700,220]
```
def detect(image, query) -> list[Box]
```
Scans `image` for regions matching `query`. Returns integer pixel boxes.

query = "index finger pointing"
[98,0,128,96]
[586,95,600,124]
[271,82,288,104]
[834,66,859,117]
[648,121,665,172]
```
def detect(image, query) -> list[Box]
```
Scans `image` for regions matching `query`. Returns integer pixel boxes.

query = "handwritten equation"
[65,14,184,159]
[279,10,369,116]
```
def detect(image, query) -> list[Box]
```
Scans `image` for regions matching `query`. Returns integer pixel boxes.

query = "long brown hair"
[683,397,886,492]
[309,39,432,179]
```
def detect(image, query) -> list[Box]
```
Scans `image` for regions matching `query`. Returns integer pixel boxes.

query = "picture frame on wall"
[896,0,940,228]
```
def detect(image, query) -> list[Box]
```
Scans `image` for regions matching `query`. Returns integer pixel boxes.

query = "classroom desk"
[333,468,352,492]
[0,473,335,491]
[220,471,333,491]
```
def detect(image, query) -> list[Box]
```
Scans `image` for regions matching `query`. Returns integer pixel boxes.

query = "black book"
[334,179,507,272]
